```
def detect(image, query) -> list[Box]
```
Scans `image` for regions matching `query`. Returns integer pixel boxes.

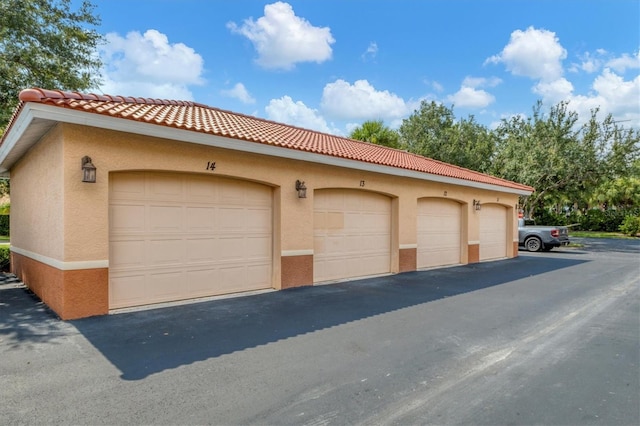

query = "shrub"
[0,214,8,236]
[531,208,568,226]
[0,246,9,271]
[619,215,640,236]
[578,209,629,232]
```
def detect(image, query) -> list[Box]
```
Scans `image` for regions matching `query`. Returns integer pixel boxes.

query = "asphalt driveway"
[1,238,638,425]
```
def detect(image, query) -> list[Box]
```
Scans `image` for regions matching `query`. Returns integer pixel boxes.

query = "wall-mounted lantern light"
[82,156,96,183]
[295,180,307,198]
[473,199,481,211]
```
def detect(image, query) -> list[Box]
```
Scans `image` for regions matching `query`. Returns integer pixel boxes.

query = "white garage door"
[109,172,272,309]
[417,198,462,269]
[479,204,508,261]
[314,189,391,283]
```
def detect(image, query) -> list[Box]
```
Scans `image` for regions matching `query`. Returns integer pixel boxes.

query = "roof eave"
[0,103,534,196]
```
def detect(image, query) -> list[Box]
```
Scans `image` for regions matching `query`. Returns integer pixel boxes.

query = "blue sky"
[90,0,639,135]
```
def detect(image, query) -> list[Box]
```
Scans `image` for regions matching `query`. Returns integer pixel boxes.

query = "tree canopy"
[349,120,400,149]
[396,99,639,217]
[0,0,103,130]
[398,101,495,173]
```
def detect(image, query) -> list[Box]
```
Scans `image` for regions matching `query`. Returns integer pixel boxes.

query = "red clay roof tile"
[10,88,533,192]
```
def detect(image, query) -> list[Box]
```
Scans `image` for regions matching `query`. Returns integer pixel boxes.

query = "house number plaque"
[206,161,217,171]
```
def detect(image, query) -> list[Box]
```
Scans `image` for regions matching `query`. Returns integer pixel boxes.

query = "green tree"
[349,120,400,149]
[589,177,640,210]
[398,100,495,172]
[491,101,584,217]
[0,0,103,130]
[491,101,640,217]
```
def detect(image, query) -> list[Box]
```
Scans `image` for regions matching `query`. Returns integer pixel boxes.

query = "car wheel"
[525,237,542,252]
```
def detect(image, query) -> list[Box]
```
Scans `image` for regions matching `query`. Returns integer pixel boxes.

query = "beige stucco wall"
[36,123,518,263]
[10,125,65,260]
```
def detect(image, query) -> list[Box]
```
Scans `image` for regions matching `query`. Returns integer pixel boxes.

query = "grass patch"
[570,231,638,239]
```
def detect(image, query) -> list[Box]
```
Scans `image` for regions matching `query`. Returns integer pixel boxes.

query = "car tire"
[525,237,542,252]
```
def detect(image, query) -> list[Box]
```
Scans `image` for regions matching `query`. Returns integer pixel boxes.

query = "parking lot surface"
[1,238,638,425]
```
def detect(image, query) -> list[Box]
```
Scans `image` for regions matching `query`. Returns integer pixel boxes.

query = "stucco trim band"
[10,246,108,271]
[281,249,314,256]
[1,104,532,196]
[399,243,418,249]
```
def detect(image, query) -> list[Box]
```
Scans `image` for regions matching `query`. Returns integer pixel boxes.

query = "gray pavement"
[1,238,639,425]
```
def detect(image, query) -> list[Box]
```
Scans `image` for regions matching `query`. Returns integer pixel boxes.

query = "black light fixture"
[295,180,307,198]
[82,156,96,183]
[473,199,481,211]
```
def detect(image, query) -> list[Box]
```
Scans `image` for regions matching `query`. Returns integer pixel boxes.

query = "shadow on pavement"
[61,255,589,380]
[0,275,67,349]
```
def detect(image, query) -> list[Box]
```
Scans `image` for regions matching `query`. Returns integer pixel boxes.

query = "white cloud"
[265,96,339,134]
[572,51,604,74]
[533,78,574,103]
[422,79,444,93]
[362,42,378,61]
[606,51,640,74]
[446,86,495,108]
[533,70,640,127]
[227,2,334,70]
[221,83,256,104]
[486,26,567,81]
[99,29,204,99]
[320,79,414,120]
[445,76,500,108]
[461,76,502,88]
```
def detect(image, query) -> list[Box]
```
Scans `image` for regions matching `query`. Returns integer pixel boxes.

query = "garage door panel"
[152,271,184,298]
[148,239,184,265]
[247,208,272,231]
[148,174,183,200]
[220,181,246,203]
[219,207,245,231]
[186,176,218,201]
[149,206,183,232]
[417,199,462,269]
[110,205,145,232]
[186,207,215,231]
[314,189,391,283]
[109,172,273,309]
[480,205,507,261]
[186,238,216,263]
[110,275,146,308]
[111,173,145,199]
[246,236,271,259]
[218,265,247,287]
[216,237,246,261]
[247,264,271,286]
[244,185,273,206]
[110,240,145,268]
[186,268,217,294]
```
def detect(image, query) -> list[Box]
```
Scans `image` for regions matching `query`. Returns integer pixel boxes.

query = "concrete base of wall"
[281,254,313,289]
[513,241,519,257]
[11,252,108,320]
[467,243,480,263]
[399,248,417,272]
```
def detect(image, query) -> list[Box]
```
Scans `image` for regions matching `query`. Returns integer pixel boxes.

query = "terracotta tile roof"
[8,88,533,192]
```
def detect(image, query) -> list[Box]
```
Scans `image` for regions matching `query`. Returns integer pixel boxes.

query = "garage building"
[0,89,533,319]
